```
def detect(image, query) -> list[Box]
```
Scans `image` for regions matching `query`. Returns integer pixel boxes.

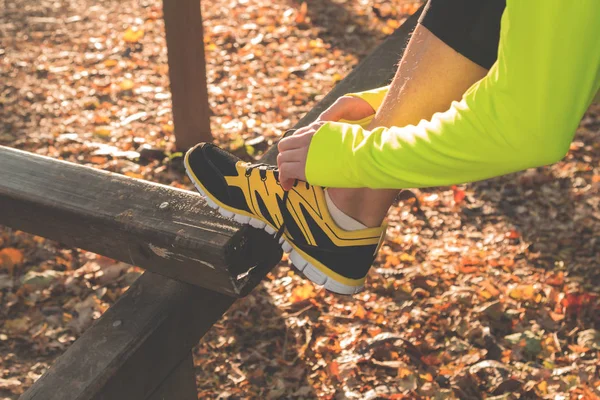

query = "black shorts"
[418,0,506,69]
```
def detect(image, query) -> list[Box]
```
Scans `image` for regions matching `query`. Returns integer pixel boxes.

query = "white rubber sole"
[185,170,364,295]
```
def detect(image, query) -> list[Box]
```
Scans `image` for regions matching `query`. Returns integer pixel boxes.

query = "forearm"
[346,0,505,128]
[367,24,487,130]
[341,23,488,132]
[345,23,488,128]
[306,0,600,189]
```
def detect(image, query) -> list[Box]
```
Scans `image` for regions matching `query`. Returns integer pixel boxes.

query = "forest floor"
[1,0,599,398]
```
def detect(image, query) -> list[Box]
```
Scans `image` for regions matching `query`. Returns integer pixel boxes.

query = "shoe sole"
[184,167,364,295]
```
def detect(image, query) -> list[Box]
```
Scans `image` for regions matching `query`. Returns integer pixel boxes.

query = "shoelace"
[244,162,298,241]
[244,162,277,181]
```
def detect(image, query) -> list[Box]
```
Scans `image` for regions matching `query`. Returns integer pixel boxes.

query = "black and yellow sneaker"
[184,143,386,294]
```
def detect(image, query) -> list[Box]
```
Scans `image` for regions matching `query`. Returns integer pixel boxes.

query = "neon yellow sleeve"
[305,0,600,189]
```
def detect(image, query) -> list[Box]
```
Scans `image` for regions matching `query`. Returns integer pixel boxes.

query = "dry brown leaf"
[354,304,367,319]
[0,248,24,272]
[4,317,31,334]
[123,27,144,43]
[290,282,315,303]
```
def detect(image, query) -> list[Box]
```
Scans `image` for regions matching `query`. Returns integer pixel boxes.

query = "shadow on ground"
[467,116,600,295]
[193,276,320,399]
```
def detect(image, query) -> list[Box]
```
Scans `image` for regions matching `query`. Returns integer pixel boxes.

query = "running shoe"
[184,142,386,294]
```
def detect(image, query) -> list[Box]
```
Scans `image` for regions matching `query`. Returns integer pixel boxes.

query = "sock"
[324,189,367,231]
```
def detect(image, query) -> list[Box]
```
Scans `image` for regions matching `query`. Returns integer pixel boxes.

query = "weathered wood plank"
[163,0,212,150]
[0,146,281,296]
[147,353,197,400]
[261,6,422,164]
[21,272,233,400]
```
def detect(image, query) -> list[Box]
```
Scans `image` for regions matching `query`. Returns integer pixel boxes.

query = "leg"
[328,23,489,227]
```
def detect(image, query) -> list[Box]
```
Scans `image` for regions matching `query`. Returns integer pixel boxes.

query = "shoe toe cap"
[186,143,240,203]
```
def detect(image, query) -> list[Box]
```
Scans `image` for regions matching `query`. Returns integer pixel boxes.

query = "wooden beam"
[21,272,234,400]
[261,7,422,165]
[163,0,212,150]
[147,353,197,400]
[0,146,282,297]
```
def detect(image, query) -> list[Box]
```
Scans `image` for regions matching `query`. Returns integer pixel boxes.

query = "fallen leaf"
[353,304,367,319]
[290,282,315,303]
[452,185,466,204]
[94,126,112,138]
[123,27,144,43]
[119,79,135,91]
[0,248,24,272]
[104,59,118,67]
[0,274,13,289]
[295,2,308,24]
[420,354,442,366]
[0,378,22,391]
[548,311,565,322]
[546,271,564,286]
[509,284,536,301]
[568,344,590,353]
[577,329,600,350]
[328,361,341,381]
[4,317,31,334]
[398,367,412,378]
[505,230,520,239]
[22,270,60,289]
[562,292,597,315]
[420,372,433,382]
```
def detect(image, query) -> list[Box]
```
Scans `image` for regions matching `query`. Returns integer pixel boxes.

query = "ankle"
[324,189,367,231]
[327,188,395,228]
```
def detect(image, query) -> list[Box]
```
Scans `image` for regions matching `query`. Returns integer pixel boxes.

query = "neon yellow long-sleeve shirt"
[305,0,600,189]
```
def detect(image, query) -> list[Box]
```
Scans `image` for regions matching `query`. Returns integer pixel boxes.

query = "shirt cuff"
[345,86,390,112]
[305,121,363,188]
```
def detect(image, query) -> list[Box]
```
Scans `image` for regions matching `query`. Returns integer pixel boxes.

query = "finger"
[318,97,350,121]
[318,106,341,122]
[279,161,303,190]
[277,136,296,153]
[280,178,295,191]
[278,131,312,153]
[277,148,305,167]
[293,119,326,137]
[292,126,312,136]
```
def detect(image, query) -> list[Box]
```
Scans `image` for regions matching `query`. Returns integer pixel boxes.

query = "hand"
[276,96,373,190]
[317,95,375,123]
[277,121,325,190]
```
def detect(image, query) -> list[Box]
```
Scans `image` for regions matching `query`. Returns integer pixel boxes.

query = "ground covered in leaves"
[1,0,599,399]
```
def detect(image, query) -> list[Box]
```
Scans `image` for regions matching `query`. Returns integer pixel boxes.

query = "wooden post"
[163,0,212,150]
[21,272,235,400]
